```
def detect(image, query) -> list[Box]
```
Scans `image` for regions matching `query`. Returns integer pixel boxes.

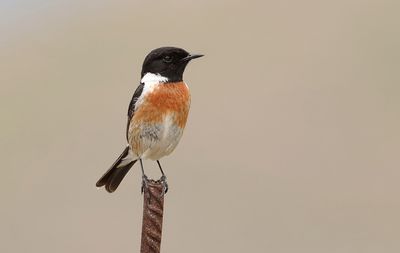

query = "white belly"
[139,114,184,160]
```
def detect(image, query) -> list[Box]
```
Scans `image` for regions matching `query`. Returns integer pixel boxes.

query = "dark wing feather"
[126,83,144,141]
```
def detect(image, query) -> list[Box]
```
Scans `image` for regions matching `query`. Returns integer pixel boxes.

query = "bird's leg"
[157,160,168,195]
[140,159,149,194]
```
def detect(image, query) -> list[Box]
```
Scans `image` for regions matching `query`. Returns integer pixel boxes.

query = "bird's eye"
[163,55,173,63]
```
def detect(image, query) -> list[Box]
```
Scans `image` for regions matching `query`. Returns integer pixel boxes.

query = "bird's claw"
[141,174,168,197]
[160,175,168,196]
[141,174,149,194]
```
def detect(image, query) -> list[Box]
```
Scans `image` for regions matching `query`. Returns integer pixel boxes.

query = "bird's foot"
[141,174,149,194]
[160,175,168,196]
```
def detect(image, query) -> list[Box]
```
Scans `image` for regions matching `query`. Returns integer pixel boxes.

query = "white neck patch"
[135,73,169,110]
[140,72,168,86]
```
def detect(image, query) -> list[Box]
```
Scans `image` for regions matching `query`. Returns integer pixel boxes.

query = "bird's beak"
[181,54,204,62]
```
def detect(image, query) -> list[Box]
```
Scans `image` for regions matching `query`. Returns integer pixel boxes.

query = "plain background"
[1,0,399,252]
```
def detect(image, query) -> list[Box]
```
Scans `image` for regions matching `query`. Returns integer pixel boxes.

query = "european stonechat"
[96,47,203,193]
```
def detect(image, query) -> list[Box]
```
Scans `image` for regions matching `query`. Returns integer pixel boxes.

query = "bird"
[96,47,203,194]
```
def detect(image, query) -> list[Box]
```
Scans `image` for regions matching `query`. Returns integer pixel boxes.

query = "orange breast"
[133,82,191,128]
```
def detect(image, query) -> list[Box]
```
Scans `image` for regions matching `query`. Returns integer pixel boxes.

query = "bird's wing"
[126,83,144,141]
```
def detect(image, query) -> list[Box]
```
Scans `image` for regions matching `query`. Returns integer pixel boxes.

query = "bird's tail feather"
[96,146,137,193]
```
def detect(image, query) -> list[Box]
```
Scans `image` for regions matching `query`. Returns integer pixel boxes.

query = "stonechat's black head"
[141,47,203,82]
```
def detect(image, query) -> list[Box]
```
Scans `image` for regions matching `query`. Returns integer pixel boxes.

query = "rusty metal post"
[140,179,165,253]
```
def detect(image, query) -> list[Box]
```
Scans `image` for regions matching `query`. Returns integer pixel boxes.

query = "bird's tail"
[96,146,137,193]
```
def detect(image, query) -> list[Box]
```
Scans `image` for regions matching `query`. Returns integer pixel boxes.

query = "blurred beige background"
[1,0,399,252]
